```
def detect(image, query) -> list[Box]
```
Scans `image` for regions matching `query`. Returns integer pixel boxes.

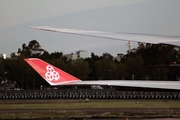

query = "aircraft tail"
[24,58,81,86]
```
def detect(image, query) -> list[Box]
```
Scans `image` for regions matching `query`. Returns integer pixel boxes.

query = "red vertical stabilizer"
[24,58,81,86]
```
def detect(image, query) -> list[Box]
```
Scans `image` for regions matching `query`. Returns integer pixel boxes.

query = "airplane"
[26,26,180,90]
[24,58,180,90]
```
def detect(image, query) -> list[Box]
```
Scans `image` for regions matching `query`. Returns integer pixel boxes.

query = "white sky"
[0,0,145,29]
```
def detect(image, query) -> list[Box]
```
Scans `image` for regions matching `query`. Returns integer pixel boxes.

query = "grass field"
[0,99,180,119]
[0,99,180,109]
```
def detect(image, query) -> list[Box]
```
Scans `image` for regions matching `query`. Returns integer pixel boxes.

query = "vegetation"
[1,100,180,109]
[0,100,180,119]
[0,40,180,89]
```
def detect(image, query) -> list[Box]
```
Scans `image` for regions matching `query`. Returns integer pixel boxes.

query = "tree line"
[0,40,180,89]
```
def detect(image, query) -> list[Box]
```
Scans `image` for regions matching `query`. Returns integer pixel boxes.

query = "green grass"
[0,100,180,119]
[1,100,180,110]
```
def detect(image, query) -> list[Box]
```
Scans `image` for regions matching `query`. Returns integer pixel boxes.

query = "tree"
[0,58,7,82]
[122,44,180,80]
[95,57,118,80]
[151,67,168,80]
[66,59,91,80]
[85,53,100,80]
[123,55,145,80]
[116,63,126,80]
[19,40,44,57]
[136,44,180,65]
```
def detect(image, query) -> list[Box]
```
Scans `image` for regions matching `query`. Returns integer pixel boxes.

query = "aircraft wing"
[28,26,180,46]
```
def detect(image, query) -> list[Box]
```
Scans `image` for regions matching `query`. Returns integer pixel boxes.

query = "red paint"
[24,58,80,85]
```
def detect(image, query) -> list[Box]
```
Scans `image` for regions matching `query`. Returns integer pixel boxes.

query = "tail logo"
[45,65,60,81]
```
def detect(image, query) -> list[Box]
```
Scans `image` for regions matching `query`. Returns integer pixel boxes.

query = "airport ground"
[0,99,180,120]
